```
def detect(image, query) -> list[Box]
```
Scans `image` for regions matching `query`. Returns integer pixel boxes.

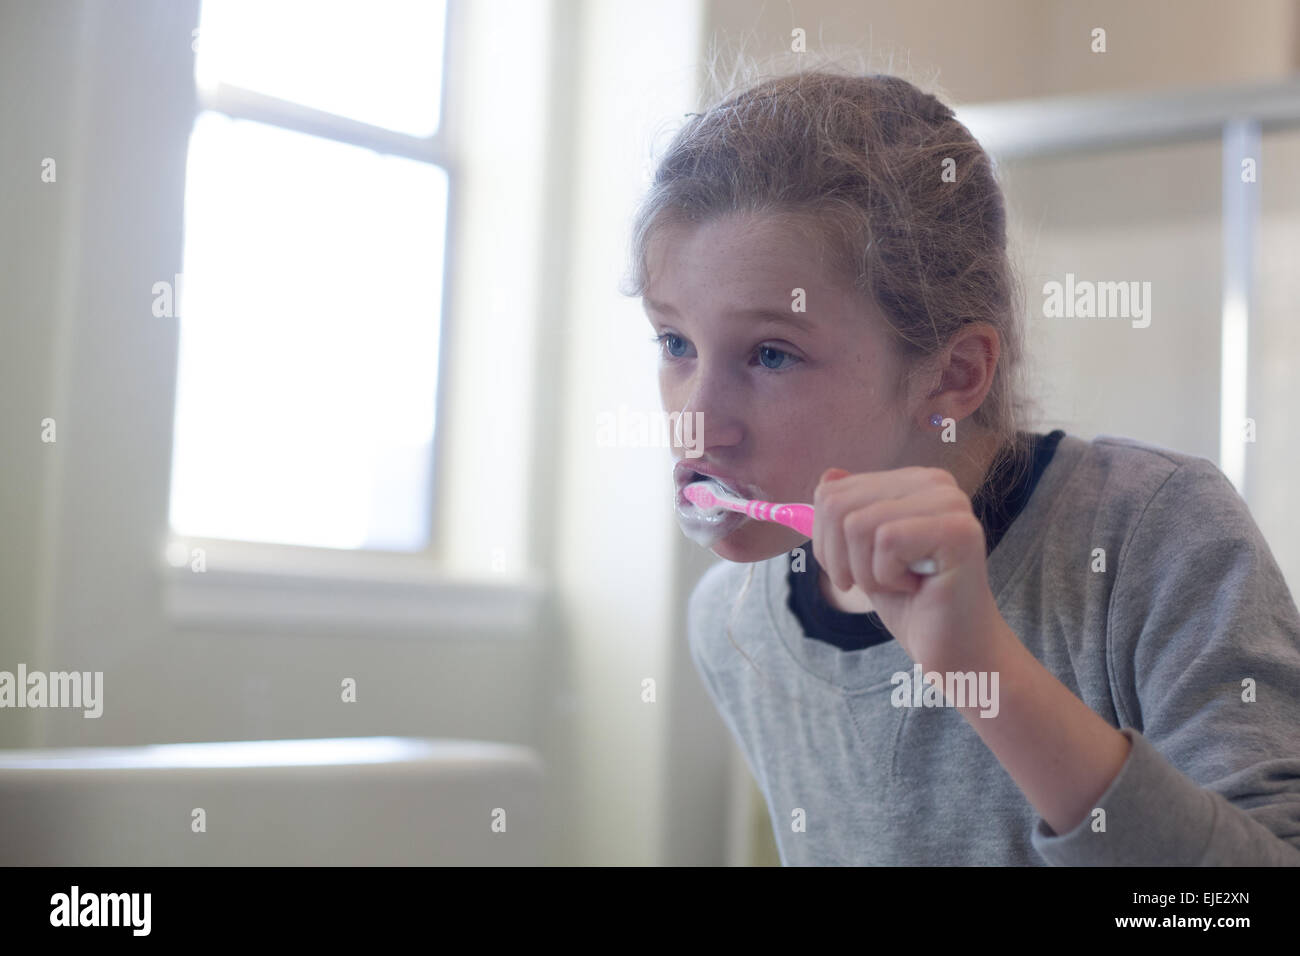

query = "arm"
[955,459,1300,865]
[949,622,1133,843]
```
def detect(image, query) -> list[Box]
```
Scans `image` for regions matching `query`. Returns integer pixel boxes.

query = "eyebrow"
[642,297,819,334]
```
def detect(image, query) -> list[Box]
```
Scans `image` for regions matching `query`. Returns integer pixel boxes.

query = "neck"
[946,425,1010,502]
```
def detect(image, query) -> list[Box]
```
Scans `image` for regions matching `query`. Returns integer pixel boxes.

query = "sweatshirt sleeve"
[1031,457,1300,865]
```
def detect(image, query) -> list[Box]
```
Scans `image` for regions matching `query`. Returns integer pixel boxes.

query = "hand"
[811,465,1007,673]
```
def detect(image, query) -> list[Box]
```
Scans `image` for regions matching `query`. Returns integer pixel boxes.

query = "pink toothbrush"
[683,479,938,575]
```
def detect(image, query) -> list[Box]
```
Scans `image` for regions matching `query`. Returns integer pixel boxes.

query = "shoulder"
[1083,434,1252,538]
[1052,433,1245,534]
[687,558,755,634]
[686,557,770,672]
[1076,436,1289,628]
[1071,432,1219,487]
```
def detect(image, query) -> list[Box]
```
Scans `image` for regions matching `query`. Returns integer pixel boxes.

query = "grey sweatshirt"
[687,433,1300,865]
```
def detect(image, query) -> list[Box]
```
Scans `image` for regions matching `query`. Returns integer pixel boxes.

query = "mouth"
[671,461,757,548]
[684,471,736,497]
[672,460,755,501]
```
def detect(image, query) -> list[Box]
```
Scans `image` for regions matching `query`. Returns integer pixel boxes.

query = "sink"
[0,736,543,865]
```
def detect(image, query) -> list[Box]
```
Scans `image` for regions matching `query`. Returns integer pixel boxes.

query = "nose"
[670,359,744,456]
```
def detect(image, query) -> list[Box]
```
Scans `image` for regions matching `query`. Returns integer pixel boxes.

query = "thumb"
[819,467,851,485]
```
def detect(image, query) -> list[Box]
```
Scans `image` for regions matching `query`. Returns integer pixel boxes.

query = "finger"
[815,468,958,589]
[870,512,986,592]
[819,466,851,486]
[818,465,953,506]
[843,485,970,593]
[816,469,963,592]
[813,467,854,591]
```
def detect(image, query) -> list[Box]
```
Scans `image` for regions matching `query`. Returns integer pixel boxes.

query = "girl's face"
[646,212,924,563]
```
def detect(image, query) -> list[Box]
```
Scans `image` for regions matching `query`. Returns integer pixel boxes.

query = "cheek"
[657,370,681,410]
[758,391,830,454]
[758,379,882,493]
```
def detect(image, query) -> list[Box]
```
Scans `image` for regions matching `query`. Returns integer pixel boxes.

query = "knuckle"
[929,466,956,486]
[955,512,983,543]
[942,486,971,510]
[844,507,875,539]
[875,520,903,551]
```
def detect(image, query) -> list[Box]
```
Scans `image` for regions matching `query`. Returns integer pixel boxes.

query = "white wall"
[546,0,715,866]
[0,0,88,750]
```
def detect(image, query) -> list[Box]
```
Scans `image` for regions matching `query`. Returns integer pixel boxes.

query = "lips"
[670,459,764,549]
[672,462,752,548]
[671,459,758,501]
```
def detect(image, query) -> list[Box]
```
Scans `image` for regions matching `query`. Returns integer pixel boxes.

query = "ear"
[927,323,1000,420]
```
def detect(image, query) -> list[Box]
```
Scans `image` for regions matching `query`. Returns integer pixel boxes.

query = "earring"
[929,413,944,427]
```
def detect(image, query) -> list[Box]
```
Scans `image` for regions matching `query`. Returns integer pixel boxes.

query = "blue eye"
[651,332,688,358]
[650,332,800,371]
[757,345,796,370]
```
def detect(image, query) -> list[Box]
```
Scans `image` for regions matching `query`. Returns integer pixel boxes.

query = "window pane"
[999,138,1222,461]
[195,0,447,137]
[169,111,447,551]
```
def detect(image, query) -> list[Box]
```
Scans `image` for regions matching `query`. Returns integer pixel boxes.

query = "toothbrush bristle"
[683,481,720,512]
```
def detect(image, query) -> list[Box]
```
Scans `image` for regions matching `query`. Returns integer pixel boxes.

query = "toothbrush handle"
[748,501,814,537]
[753,501,938,576]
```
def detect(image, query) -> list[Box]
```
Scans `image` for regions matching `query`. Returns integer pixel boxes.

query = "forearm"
[947,619,1131,837]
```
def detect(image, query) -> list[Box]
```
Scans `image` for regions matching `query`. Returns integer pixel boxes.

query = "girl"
[627,70,1300,865]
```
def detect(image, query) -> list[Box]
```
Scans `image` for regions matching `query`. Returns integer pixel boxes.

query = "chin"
[710,520,807,563]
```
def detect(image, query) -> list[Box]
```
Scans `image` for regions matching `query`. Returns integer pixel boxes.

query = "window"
[169,0,451,554]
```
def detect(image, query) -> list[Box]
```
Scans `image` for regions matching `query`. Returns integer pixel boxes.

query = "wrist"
[931,604,1021,676]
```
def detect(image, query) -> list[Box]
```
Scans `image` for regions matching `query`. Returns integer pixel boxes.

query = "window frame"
[164,0,546,632]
